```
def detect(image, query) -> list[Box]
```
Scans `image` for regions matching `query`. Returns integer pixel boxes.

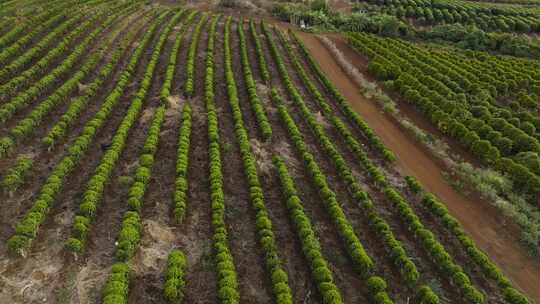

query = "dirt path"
[296,31,540,302]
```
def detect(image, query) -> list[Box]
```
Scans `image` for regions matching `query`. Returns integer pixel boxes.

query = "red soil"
[296,30,540,302]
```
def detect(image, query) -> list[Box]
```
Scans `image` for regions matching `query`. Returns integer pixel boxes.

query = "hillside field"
[0,1,539,304]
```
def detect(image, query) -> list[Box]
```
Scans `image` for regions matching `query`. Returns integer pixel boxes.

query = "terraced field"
[0,1,538,303]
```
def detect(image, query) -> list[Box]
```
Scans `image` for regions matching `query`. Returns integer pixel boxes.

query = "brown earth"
[295,30,540,302]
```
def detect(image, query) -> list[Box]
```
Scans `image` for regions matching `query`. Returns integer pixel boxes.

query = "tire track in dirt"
[296,30,540,302]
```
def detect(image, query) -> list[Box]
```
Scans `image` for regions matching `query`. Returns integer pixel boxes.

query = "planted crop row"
[262,21,374,278]
[5,11,170,256]
[164,250,188,303]
[0,6,132,123]
[183,13,208,97]
[269,89,394,304]
[248,20,270,83]
[102,262,130,304]
[64,10,185,254]
[174,103,192,223]
[160,10,197,103]
[278,28,428,286]
[0,0,78,49]
[289,31,396,163]
[118,106,165,260]
[273,156,344,304]
[0,11,69,68]
[156,10,197,223]
[268,23,424,288]
[41,10,158,148]
[204,14,240,304]
[0,15,135,158]
[347,33,540,200]
[0,156,33,194]
[0,0,113,76]
[224,17,293,303]
[404,176,530,304]
[0,3,129,100]
[100,106,166,304]
[276,28,484,303]
[236,19,272,141]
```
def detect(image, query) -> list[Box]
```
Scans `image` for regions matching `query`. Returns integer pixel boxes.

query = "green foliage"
[348,32,540,200]
[225,18,292,303]
[164,250,187,303]
[237,19,272,140]
[65,10,184,254]
[0,156,33,192]
[205,15,240,304]
[184,13,208,97]
[274,156,344,304]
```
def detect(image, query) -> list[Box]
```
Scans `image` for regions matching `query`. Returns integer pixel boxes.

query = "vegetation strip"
[273,156,344,304]
[289,31,396,163]
[0,10,140,158]
[273,25,485,303]
[164,249,188,303]
[183,13,208,97]
[0,1,134,100]
[64,9,185,254]
[101,106,166,303]
[40,10,159,148]
[236,19,272,141]
[405,176,531,304]
[224,17,293,303]
[204,14,241,304]
[0,3,136,122]
[6,11,170,256]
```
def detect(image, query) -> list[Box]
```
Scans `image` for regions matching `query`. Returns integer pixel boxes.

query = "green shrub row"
[273,156,344,304]
[384,188,484,303]
[404,176,530,304]
[236,19,272,141]
[248,20,270,83]
[0,3,127,103]
[117,106,165,261]
[164,249,187,303]
[0,6,127,122]
[183,13,208,97]
[102,262,130,304]
[155,10,197,224]
[41,10,160,148]
[0,12,69,69]
[225,17,293,304]
[0,0,77,49]
[174,102,192,223]
[289,31,396,163]
[64,10,184,254]
[0,13,137,158]
[0,0,116,78]
[267,24,421,288]
[348,33,540,200]
[268,87,375,277]
[161,10,197,103]
[0,156,33,193]
[282,32,439,291]
[204,14,240,304]
[5,11,169,257]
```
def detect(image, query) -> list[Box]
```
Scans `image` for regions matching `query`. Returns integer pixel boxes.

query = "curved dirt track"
[296,31,540,302]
